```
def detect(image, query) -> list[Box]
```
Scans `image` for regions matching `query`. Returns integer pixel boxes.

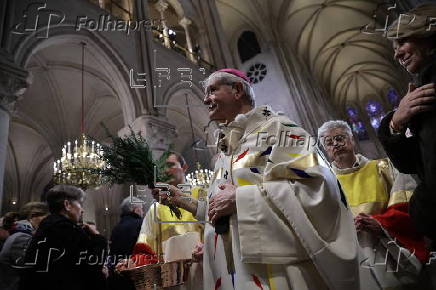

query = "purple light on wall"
[365,100,382,116]
[346,107,358,121]
[370,116,382,129]
[365,100,385,129]
[387,88,399,108]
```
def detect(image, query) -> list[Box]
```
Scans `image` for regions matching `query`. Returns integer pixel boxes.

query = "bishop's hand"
[208,183,237,224]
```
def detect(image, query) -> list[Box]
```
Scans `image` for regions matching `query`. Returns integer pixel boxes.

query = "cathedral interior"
[0,0,428,236]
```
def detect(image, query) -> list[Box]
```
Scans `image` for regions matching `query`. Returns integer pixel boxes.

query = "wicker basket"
[122,260,192,290]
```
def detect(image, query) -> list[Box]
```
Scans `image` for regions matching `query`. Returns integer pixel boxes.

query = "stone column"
[119,115,177,155]
[155,0,171,48]
[194,0,235,68]
[0,102,10,214]
[0,52,28,214]
[179,17,195,63]
[133,0,157,113]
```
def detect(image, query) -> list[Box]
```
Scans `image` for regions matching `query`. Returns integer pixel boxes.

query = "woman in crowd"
[0,202,49,290]
[19,185,107,290]
[378,3,436,242]
[0,212,19,251]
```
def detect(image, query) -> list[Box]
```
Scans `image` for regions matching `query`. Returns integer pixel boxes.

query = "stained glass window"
[387,88,400,109]
[346,107,368,140]
[247,63,267,84]
[238,31,261,63]
[365,100,385,129]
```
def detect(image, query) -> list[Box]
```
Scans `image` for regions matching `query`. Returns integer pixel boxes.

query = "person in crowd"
[110,197,144,263]
[0,219,9,251]
[0,212,20,252]
[0,202,49,290]
[107,196,144,290]
[19,185,107,290]
[378,3,436,243]
[150,69,360,290]
[319,120,428,289]
[1,212,20,233]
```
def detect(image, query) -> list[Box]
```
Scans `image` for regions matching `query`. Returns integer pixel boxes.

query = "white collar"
[332,154,369,174]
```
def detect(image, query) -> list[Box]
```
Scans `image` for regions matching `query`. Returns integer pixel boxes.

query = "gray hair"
[203,71,256,106]
[46,185,85,214]
[120,196,144,215]
[318,120,353,147]
[19,202,49,220]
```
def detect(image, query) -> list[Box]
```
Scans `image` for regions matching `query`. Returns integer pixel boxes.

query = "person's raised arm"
[151,185,199,215]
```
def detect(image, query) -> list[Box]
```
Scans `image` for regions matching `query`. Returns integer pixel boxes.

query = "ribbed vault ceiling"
[216,0,409,117]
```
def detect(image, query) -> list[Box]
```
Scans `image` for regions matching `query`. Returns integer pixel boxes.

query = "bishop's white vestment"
[195,106,360,290]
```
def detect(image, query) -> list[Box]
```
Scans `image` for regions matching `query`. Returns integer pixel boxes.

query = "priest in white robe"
[152,68,360,290]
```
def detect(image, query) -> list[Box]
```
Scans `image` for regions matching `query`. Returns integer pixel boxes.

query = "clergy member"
[136,152,204,254]
[152,69,360,290]
[133,152,204,290]
[318,120,428,289]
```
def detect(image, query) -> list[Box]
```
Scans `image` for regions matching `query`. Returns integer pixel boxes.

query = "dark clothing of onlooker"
[107,212,143,290]
[0,228,9,252]
[0,212,20,252]
[110,212,143,263]
[0,220,34,290]
[378,54,436,240]
[19,214,107,290]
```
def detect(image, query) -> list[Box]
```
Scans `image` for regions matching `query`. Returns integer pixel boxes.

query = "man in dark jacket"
[107,196,144,290]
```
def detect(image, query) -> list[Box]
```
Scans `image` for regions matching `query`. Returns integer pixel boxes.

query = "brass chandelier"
[186,162,213,187]
[53,42,105,189]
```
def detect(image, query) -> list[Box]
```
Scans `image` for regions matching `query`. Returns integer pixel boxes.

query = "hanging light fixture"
[53,42,106,189]
[183,94,213,187]
[186,162,213,187]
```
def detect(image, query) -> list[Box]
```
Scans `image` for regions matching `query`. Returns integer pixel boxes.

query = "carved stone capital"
[118,115,177,156]
[179,17,192,28]
[154,0,169,14]
[0,51,30,112]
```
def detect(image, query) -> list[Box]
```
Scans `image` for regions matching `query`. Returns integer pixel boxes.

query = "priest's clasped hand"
[354,213,383,237]
[208,183,237,224]
[151,183,182,205]
[192,242,204,263]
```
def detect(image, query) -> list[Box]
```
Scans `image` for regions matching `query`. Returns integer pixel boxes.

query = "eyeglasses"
[323,134,348,148]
